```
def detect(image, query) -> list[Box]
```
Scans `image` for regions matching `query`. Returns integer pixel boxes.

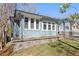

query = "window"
[31,18,34,29]
[24,17,28,29]
[48,22,51,30]
[36,20,39,29]
[52,23,55,30]
[43,22,47,30]
[48,25,51,30]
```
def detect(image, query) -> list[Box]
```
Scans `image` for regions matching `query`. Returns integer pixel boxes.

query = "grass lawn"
[12,39,79,56]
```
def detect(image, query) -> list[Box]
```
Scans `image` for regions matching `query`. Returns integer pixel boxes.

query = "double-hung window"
[36,20,39,30]
[42,22,56,31]
[43,22,47,30]
[52,23,55,30]
[48,22,51,30]
[24,17,28,29]
[31,18,34,29]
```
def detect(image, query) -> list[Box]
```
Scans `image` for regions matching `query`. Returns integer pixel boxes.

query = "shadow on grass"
[58,40,79,50]
[48,40,79,56]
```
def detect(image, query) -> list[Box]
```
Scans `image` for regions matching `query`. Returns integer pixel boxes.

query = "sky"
[16,3,79,18]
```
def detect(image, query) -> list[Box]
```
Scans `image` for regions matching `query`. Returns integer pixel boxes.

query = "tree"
[19,3,38,13]
[55,20,62,40]
[60,3,71,39]
[60,3,79,38]
[0,3,16,49]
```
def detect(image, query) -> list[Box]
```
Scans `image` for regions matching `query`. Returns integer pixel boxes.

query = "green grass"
[61,39,79,48]
[12,39,79,56]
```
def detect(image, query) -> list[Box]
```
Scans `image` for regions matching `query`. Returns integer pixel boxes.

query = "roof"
[15,10,60,22]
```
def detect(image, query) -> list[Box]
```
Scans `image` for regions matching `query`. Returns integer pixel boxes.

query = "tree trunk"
[69,23,73,39]
[57,25,59,40]
[63,21,65,39]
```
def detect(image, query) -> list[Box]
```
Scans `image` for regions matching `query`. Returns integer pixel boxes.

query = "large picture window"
[24,17,28,29]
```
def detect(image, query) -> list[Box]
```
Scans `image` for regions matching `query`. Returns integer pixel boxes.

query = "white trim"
[50,23,56,31]
[34,19,36,30]
[51,23,52,31]
[28,17,31,30]
[42,22,55,31]
[24,17,40,30]
[54,24,57,31]
[24,17,29,30]
[36,19,40,30]
[42,22,43,31]
[47,22,48,31]
[42,22,47,31]
[48,23,52,31]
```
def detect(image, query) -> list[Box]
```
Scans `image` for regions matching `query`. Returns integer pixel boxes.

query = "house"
[13,10,59,40]
[13,10,79,40]
[58,18,79,38]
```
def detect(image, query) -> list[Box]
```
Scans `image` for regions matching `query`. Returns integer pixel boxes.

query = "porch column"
[54,24,57,31]
[20,18,24,39]
[34,19,36,30]
[47,22,48,31]
[28,17,31,30]
[42,22,43,30]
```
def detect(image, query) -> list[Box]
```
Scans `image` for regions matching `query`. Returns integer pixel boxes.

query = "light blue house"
[12,3,79,40]
[13,10,59,39]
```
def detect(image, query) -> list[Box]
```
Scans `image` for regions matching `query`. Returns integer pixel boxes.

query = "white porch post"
[47,23,48,31]
[39,20,40,30]
[55,24,56,31]
[34,19,36,30]
[51,23,52,31]
[20,18,24,39]
[28,17,31,30]
[42,22,43,30]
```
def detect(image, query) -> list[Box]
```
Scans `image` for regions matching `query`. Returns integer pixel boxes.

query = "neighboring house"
[72,22,79,36]
[58,20,79,37]
[13,10,58,39]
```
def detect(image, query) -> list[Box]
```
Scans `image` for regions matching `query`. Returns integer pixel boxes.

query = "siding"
[23,30,57,38]
[21,18,57,38]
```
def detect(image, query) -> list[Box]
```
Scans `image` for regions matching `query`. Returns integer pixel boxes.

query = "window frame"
[30,18,34,30]
[24,17,29,30]
[52,23,55,31]
[36,19,40,30]
[42,22,56,31]
[24,17,40,30]
[48,22,52,31]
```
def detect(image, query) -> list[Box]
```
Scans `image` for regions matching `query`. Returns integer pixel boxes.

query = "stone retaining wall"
[12,38,57,52]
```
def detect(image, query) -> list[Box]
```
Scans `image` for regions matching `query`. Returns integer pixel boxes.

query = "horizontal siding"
[22,19,57,38]
[23,30,57,38]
